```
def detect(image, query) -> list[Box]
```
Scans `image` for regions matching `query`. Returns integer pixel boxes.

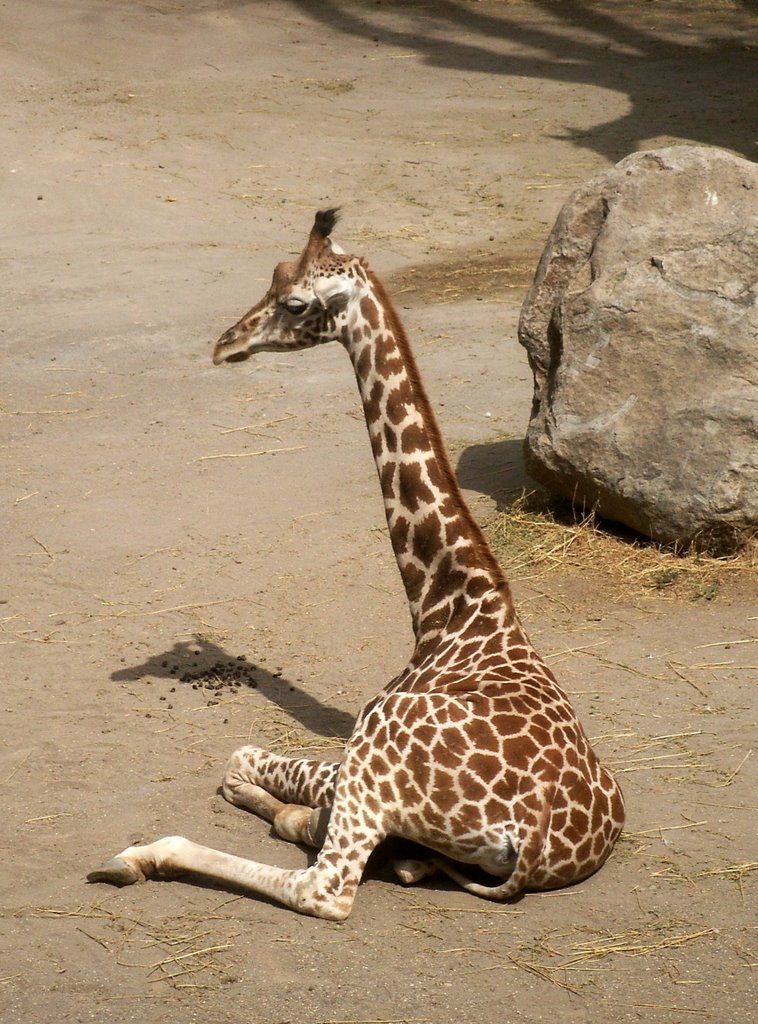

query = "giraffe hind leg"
[391,840,517,890]
[390,829,520,892]
[392,856,440,886]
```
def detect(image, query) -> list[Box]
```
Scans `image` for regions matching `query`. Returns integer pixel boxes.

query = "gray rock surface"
[518,145,757,553]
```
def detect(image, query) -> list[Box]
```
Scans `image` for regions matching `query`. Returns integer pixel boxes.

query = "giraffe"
[88,210,625,920]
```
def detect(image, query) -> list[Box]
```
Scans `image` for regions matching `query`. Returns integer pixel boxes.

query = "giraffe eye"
[281,297,310,316]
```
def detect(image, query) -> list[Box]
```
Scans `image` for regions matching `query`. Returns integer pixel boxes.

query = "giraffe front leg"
[222,745,340,816]
[222,745,339,847]
[88,827,380,921]
[272,804,331,847]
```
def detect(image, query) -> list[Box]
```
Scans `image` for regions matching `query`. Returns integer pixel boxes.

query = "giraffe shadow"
[111,634,355,741]
[456,436,537,512]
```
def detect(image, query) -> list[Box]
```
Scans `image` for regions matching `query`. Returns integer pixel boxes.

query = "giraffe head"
[212,209,363,365]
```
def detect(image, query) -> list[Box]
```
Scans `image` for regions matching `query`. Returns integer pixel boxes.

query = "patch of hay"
[487,491,756,599]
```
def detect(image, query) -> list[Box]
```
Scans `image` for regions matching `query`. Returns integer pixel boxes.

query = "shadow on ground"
[457,436,536,511]
[111,635,355,741]
[277,0,757,162]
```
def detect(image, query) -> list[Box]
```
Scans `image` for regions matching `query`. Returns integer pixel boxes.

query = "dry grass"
[527,922,716,998]
[589,728,754,790]
[530,920,716,968]
[244,702,345,757]
[487,492,756,598]
[386,250,536,303]
[27,900,242,990]
[696,861,757,884]
[649,860,758,893]
[286,77,356,95]
[435,917,718,995]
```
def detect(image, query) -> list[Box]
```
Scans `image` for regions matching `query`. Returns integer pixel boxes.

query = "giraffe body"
[89,211,624,919]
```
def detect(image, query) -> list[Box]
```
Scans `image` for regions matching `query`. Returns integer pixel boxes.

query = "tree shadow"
[277,0,756,162]
[111,634,355,741]
[456,436,535,511]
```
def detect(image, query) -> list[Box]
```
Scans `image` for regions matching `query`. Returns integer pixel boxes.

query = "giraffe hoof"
[392,857,439,886]
[87,856,143,886]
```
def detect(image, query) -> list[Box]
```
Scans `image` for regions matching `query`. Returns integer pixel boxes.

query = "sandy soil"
[1,2,756,1022]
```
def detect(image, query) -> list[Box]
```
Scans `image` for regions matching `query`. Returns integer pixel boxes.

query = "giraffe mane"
[366,270,512,604]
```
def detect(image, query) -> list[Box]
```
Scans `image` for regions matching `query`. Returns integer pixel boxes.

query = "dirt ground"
[1,1,756,1022]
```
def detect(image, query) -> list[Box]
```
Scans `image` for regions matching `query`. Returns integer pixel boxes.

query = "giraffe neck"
[343,270,514,645]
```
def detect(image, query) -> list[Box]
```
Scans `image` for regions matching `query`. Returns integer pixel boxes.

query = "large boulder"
[518,145,757,553]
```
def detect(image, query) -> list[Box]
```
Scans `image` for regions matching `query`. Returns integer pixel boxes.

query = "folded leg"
[88,761,384,921]
[222,745,339,847]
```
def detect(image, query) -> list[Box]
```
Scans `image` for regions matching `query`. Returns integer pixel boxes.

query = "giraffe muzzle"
[212,330,254,365]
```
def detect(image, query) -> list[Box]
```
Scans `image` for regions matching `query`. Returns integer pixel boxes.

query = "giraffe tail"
[432,851,531,902]
[432,807,552,901]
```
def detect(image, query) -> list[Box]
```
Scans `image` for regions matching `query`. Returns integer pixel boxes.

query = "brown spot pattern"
[204,224,625,919]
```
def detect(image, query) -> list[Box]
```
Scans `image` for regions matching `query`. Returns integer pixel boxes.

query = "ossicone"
[313,207,340,239]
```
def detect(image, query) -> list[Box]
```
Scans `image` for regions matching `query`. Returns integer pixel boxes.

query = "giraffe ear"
[313,275,355,309]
